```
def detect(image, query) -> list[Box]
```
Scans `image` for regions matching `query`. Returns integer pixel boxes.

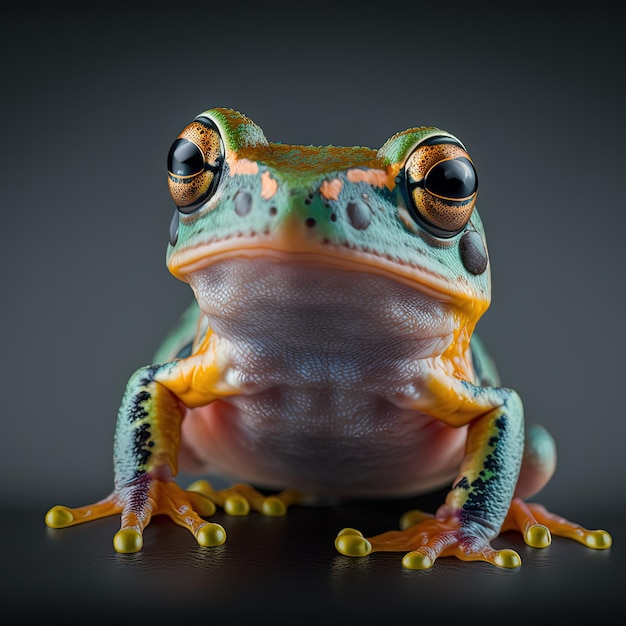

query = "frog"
[45,108,612,569]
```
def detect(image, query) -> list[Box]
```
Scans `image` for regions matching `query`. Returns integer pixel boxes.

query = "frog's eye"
[167,116,224,213]
[405,136,478,238]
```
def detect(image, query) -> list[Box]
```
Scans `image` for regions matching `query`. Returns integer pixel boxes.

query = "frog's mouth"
[168,236,490,318]
[187,255,459,362]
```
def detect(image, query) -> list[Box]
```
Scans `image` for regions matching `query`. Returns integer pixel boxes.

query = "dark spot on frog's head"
[234,190,252,217]
[459,230,488,275]
[306,217,316,228]
[346,199,371,230]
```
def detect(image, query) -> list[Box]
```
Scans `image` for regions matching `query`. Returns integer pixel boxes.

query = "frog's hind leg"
[514,423,557,501]
[186,479,303,516]
[502,423,612,550]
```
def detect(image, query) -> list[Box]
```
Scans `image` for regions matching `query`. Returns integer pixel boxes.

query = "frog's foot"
[45,495,122,529]
[45,475,226,553]
[335,510,521,570]
[186,479,303,516]
[501,498,612,549]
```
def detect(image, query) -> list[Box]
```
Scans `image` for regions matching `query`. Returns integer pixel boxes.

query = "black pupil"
[167,138,204,177]
[425,157,477,199]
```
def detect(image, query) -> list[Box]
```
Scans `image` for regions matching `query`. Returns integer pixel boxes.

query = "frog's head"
[165,108,490,362]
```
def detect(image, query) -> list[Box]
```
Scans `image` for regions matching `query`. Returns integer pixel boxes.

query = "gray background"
[1,2,624,619]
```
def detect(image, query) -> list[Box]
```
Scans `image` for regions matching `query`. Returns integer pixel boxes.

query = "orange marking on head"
[319,178,343,201]
[347,168,389,187]
[261,171,278,199]
[229,157,259,176]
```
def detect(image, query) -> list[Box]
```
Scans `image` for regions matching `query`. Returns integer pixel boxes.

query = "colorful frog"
[45,108,612,569]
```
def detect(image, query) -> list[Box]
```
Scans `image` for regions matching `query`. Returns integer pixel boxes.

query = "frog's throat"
[167,239,490,318]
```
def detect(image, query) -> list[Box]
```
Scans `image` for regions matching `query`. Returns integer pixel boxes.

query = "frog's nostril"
[234,190,253,217]
[346,199,370,230]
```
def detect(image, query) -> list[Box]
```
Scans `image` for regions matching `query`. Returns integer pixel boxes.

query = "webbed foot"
[45,477,304,553]
[335,499,612,570]
[335,513,521,570]
[46,475,226,553]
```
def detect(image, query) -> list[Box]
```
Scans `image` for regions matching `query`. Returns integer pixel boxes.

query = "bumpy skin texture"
[45,108,612,568]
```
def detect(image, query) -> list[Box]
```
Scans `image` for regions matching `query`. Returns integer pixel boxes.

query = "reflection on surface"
[5,498,622,620]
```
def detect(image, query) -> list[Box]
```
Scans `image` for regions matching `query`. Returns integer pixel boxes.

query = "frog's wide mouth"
[168,236,490,314]
[187,255,461,360]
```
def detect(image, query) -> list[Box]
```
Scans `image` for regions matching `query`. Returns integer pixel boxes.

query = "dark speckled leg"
[45,364,226,553]
[337,390,526,569]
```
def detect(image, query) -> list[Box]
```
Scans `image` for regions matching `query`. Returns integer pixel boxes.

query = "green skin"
[45,108,611,567]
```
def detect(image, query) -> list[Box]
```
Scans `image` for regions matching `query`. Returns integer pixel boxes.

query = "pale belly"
[179,387,467,498]
[180,257,469,497]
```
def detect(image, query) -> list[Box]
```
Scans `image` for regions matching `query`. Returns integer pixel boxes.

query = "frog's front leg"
[45,348,303,552]
[45,362,231,552]
[337,378,527,569]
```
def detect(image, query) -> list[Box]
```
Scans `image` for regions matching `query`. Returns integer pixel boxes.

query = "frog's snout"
[264,182,377,244]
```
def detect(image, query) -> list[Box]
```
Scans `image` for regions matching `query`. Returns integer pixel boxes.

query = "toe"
[113,528,143,553]
[196,523,227,547]
[335,528,372,557]
[45,506,74,528]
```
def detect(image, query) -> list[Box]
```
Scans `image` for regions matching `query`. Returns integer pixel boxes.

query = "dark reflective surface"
[6,493,622,622]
